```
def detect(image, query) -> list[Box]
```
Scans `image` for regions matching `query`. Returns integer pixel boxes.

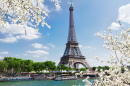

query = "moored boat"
[55,76,77,81]
[0,77,7,82]
[6,77,33,81]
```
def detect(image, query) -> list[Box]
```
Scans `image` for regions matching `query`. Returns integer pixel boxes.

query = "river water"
[0,78,94,86]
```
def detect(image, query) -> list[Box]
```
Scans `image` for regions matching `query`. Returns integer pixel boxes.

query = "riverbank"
[0,76,96,82]
[0,71,98,82]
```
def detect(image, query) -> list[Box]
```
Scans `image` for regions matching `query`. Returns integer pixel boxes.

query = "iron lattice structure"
[58,5,91,69]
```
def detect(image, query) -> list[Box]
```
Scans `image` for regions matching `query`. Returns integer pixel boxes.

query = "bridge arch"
[72,62,90,69]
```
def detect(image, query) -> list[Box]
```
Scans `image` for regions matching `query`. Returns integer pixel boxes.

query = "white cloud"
[39,3,50,13]
[0,22,41,43]
[67,1,74,5]
[87,53,111,67]
[88,58,110,67]
[33,55,40,58]
[48,43,55,48]
[16,55,19,56]
[79,45,96,50]
[27,22,36,28]
[23,54,28,56]
[0,56,3,59]
[54,0,62,12]
[84,46,91,49]
[32,0,50,13]
[32,0,61,12]
[0,51,9,54]
[110,22,120,30]
[0,36,18,43]
[47,33,50,36]
[79,45,83,48]
[26,50,49,57]
[108,4,130,31]
[94,31,106,36]
[118,4,130,24]
[55,5,61,12]
[31,43,49,50]
[104,54,109,57]
[59,54,63,56]
[42,57,49,60]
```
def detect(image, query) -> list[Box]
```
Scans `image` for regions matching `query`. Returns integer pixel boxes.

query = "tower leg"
[73,63,79,69]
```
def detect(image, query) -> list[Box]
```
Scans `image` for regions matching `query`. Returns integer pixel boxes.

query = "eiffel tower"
[58,4,91,69]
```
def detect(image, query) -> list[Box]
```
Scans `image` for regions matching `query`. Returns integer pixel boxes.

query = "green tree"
[4,57,15,70]
[34,62,45,72]
[80,68,86,71]
[0,60,8,72]
[24,60,34,72]
[13,58,23,72]
[57,64,72,71]
[4,57,14,61]
[60,64,67,70]
[104,66,110,70]
[92,66,110,71]
[45,61,56,71]
[57,65,61,71]
[66,67,72,71]
[3,57,23,72]
[97,66,102,71]
[57,64,68,71]
[92,66,96,71]
[13,60,21,72]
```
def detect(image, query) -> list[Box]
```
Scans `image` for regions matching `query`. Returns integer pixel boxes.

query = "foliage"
[0,60,8,72]
[4,57,15,70]
[4,57,23,72]
[57,64,66,71]
[92,66,110,71]
[121,68,125,73]
[45,61,56,71]
[66,67,72,71]
[13,60,21,72]
[80,68,86,71]
[34,62,45,72]
[57,64,72,71]
[2,57,56,73]
[23,60,34,72]
[92,66,96,71]
[57,65,61,71]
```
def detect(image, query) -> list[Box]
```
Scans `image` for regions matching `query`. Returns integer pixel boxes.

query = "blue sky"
[0,0,130,67]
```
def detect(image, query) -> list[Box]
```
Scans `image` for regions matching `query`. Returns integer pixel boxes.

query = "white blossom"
[0,0,61,34]
[83,24,130,86]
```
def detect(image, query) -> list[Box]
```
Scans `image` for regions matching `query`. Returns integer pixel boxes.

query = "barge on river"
[55,75,77,81]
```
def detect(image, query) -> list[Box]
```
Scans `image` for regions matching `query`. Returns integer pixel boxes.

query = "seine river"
[0,78,94,86]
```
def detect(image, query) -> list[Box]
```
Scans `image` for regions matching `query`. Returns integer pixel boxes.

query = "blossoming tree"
[83,21,130,86]
[0,0,60,34]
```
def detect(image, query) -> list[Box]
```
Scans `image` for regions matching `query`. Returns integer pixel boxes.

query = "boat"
[55,76,77,81]
[0,77,7,82]
[6,77,33,81]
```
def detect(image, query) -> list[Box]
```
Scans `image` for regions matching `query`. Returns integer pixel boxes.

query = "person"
[28,74,30,77]
[16,74,18,77]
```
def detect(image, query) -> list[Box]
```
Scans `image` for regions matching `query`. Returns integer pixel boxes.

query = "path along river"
[0,78,95,86]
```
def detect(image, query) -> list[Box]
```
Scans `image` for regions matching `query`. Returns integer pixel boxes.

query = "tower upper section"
[67,4,77,43]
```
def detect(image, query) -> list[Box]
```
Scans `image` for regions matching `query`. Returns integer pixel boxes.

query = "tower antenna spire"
[71,1,72,6]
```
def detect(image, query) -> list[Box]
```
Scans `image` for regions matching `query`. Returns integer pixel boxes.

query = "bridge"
[75,71,98,77]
